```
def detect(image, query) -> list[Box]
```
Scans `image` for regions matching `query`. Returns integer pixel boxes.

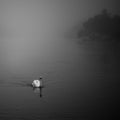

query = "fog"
[0,0,119,78]
[0,0,120,119]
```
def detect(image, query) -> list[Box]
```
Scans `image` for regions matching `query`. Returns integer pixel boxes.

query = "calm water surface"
[0,38,119,120]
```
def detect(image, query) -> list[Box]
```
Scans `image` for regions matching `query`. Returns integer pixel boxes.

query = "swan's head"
[39,76,42,80]
[32,80,41,88]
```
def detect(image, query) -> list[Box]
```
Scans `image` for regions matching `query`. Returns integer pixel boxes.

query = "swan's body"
[32,77,42,88]
[32,80,40,87]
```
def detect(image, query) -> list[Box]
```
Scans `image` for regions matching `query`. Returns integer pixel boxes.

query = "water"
[0,38,119,119]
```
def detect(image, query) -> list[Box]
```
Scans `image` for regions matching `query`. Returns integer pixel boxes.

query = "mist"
[0,0,120,119]
[0,0,119,79]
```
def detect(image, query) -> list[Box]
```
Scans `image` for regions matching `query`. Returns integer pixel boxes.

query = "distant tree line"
[78,9,120,42]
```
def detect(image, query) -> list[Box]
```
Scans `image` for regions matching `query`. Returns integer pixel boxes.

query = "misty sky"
[0,0,119,77]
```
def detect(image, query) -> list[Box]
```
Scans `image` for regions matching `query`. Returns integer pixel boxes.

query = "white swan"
[32,77,42,88]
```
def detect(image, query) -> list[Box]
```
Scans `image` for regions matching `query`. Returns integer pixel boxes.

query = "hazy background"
[0,0,120,119]
[0,0,119,79]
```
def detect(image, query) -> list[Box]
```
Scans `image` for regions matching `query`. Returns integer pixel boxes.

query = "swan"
[32,77,42,88]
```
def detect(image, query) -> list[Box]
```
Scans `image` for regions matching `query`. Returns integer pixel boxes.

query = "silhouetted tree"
[78,9,120,42]
[77,9,120,67]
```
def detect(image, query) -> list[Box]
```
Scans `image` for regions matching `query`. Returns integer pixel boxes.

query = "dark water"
[0,39,119,120]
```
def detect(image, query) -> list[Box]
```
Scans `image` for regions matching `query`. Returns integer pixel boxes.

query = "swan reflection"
[33,86,44,98]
